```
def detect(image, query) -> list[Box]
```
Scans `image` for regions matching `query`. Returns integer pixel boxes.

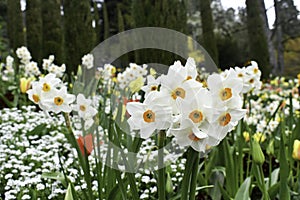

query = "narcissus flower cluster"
[27,73,75,113]
[117,63,148,89]
[126,58,262,152]
[27,74,97,129]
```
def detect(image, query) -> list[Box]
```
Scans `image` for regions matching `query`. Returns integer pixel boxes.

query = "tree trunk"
[258,0,278,75]
[274,0,284,75]
[63,0,96,75]
[246,0,270,78]
[41,0,63,63]
[26,0,43,64]
[7,0,24,50]
[200,0,219,66]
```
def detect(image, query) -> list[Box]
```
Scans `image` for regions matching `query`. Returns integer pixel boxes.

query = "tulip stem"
[63,112,93,200]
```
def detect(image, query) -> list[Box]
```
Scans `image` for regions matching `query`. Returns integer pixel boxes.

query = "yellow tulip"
[292,140,300,160]
[129,77,144,93]
[20,78,31,94]
[253,132,266,143]
[243,131,250,142]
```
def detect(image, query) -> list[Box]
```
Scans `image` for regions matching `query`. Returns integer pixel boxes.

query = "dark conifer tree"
[41,0,63,63]
[246,0,270,78]
[63,0,96,74]
[200,0,219,66]
[7,0,24,51]
[26,0,43,63]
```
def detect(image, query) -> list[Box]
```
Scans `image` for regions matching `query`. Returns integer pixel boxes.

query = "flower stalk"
[158,130,166,200]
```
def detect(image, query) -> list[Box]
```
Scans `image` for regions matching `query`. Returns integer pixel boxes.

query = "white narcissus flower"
[185,57,198,80]
[38,73,62,94]
[141,75,161,97]
[160,60,203,114]
[207,69,243,109]
[245,61,262,92]
[233,67,252,93]
[16,46,32,64]
[73,94,98,129]
[82,54,94,69]
[27,82,47,110]
[126,91,172,139]
[208,108,247,142]
[176,88,217,128]
[171,119,217,152]
[42,87,75,114]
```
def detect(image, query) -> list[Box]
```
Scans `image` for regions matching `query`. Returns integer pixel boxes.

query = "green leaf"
[270,168,280,187]
[64,184,74,200]
[268,183,280,199]
[234,177,251,200]
[279,115,290,200]
[42,172,67,188]
[26,124,47,137]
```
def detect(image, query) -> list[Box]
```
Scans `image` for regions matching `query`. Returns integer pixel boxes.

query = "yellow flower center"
[171,87,186,100]
[249,79,254,84]
[218,113,231,126]
[188,133,201,141]
[186,76,192,80]
[189,110,203,123]
[43,83,51,92]
[80,105,86,112]
[32,94,40,103]
[54,97,64,106]
[220,88,232,101]
[151,86,158,91]
[143,110,155,123]
[253,68,259,74]
[238,73,243,77]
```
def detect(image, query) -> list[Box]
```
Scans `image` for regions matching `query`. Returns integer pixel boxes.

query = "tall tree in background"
[92,1,101,43]
[200,0,219,66]
[102,1,110,40]
[41,0,63,64]
[132,0,187,65]
[0,0,9,56]
[7,0,24,51]
[63,0,96,74]
[274,0,300,75]
[258,0,277,75]
[26,0,43,63]
[246,0,270,78]
[274,0,284,74]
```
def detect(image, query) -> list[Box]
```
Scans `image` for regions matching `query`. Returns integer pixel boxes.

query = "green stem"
[63,113,93,200]
[181,147,197,200]
[258,164,270,200]
[113,123,139,200]
[189,149,200,200]
[95,117,103,200]
[158,130,166,200]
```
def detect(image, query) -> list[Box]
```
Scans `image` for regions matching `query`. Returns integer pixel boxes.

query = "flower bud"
[20,77,31,94]
[251,139,265,164]
[266,139,274,156]
[243,131,250,142]
[166,172,173,193]
[253,132,266,143]
[292,139,300,160]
